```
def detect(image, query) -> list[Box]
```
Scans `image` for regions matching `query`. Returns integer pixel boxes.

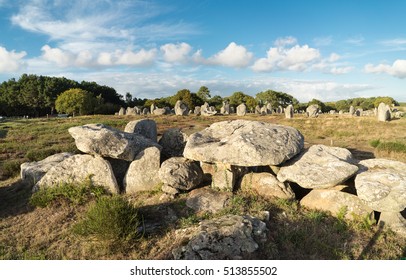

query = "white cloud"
[364,60,406,78]
[115,49,157,66]
[252,43,320,72]
[381,38,406,47]
[275,36,297,47]
[207,42,253,68]
[160,43,192,63]
[313,36,333,47]
[0,46,27,72]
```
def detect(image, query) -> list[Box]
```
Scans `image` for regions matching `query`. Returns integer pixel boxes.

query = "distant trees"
[197,86,211,102]
[255,90,299,109]
[55,88,95,117]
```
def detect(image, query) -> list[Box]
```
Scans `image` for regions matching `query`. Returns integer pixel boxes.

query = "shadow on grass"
[0,179,34,219]
[348,148,375,161]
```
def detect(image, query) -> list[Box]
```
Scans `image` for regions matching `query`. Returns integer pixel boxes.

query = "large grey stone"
[277,145,358,189]
[158,128,188,158]
[124,147,161,194]
[379,211,406,237]
[201,162,248,192]
[186,187,231,213]
[236,103,247,116]
[20,153,73,185]
[240,172,295,200]
[306,104,319,117]
[285,104,294,119]
[300,189,374,220]
[158,157,203,191]
[377,102,391,122]
[124,119,157,142]
[201,102,217,116]
[68,123,161,161]
[172,215,268,260]
[355,159,406,212]
[174,100,189,116]
[34,154,119,193]
[183,120,304,166]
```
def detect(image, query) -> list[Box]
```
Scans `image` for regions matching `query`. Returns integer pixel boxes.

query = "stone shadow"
[0,179,34,219]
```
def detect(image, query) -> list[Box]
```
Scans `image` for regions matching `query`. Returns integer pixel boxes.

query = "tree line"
[0,74,399,117]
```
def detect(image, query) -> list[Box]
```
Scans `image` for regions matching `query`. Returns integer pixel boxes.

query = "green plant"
[73,196,141,243]
[369,139,381,148]
[1,159,24,178]
[30,181,106,208]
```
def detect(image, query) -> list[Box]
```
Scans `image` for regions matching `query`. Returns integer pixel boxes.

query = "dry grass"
[1,113,406,260]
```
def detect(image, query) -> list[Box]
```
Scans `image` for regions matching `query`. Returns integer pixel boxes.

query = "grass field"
[0,113,405,259]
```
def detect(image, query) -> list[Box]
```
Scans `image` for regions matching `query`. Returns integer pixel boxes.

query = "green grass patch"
[30,181,106,208]
[73,195,141,243]
[376,141,406,153]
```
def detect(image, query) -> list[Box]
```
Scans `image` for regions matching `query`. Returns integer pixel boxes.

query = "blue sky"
[0,0,405,102]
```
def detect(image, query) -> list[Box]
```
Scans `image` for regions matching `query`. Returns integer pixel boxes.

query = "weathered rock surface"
[306,104,319,118]
[68,123,161,161]
[201,162,247,192]
[34,154,119,193]
[201,102,217,116]
[20,152,73,185]
[172,215,268,260]
[186,187,231,213]
[158,128,188,158]
[159,157,203,191]
[277,145,358,189]
[300,189,374,220]
[124,147,161,194]
[355,159,406,212]
[377,102,391,122]
[183,120,304,166]
[349,105,355,115]
[105,158,130,192]
[124,119,157,142]
[379,211,406,237]
[236,103,247,116]
[175,100,189,116]
[285,104,294,119]
[240,172,295,200]
[153,108,167,115]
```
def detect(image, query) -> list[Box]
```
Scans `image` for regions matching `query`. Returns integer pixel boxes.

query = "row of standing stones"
[118,100,402,121]
[20,118,406,259]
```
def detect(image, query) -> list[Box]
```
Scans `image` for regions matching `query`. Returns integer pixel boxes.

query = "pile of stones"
[20,118,406,259]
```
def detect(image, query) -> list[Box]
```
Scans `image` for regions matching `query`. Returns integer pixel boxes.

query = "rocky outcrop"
[124,147,161,194]
[183,120,304,166]
[158,128,188,158]
[124,119,157,142]
[159,157,203,191]
[240,172,295,200]
[355,159,406,212]
[34,154,119,194]
[300,189,374,220]
[20,152,73,185]
[277,145,358,189]
[68,123,161,161]
[172,215,268,260]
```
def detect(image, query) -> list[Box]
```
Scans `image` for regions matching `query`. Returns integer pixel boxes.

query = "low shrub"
[73,196,141,243]
[30,181,106,208]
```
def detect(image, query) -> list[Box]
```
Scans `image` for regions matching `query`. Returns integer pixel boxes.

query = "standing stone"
[266,103,273,114]
[153,108,167,115]
[355,108,363,116]
[220,101,230,115]
[300,189,374,220]
[124,119,158,142]
[339,110,344,115]
[277,145,358,189]
[260,106,267,115]
[158,128,188,158]
[377,102,391,122]
[236,103,247,116]
[306,104,319,118]
[194,106,201,116]
[255,105,261,114]
[184,120,304,166]
[34,154,119,194]
[124,147,161,194]
[240,172,295,200]
[21,153,73,185]
[159,157,203,191]
[201,102,217,116]
[142,108,149,115]
[354,159,406,212]
[285,104,294,119]
[175,100,189,116]
[118,107,126,116]
[68,123,161,161]
[349,106,355,115]
[150,104,156,114]
[277,106,284,114]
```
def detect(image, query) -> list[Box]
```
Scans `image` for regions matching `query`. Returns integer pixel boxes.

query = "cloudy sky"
[0,0,405,102]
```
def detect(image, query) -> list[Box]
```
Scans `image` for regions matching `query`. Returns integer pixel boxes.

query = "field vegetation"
[0,113,405,259]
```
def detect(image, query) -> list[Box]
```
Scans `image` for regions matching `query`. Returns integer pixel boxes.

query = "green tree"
[208,95,223,110]
[255,90,298,109]
[55,88,96,116]
[197,86,211,102]
[373,96,398,107]
[308,99,326,112]
[335,100,350,111]
[170,89,195,109]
